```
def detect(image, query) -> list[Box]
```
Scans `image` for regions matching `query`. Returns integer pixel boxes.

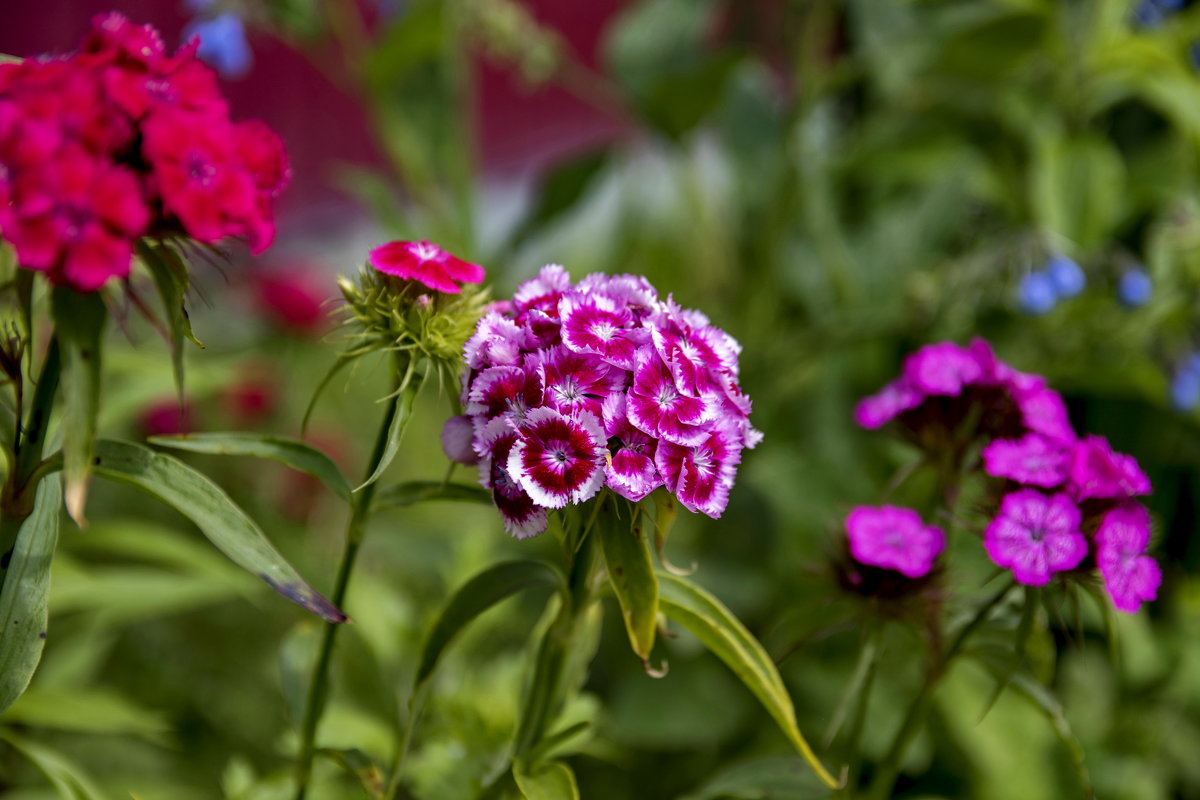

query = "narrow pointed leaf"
[0,730,110,800]
[302,354,355,435]
[0,476,62,714]
[680,755,835,800]
[415,560,563,692]
[658,572,839,789]
[316,748,386,799]
[51,288,106,525]
[356,377,420,492]
[91,439,346,623]
[138,241,203,404]
[513,760,580,800]
[373,480,492,511]
[598,504,658,661]
[150,432,352,503]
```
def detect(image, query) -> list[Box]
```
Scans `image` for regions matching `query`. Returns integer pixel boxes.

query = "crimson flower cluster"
[0,13,288,291]
[851,339,1159,613]
[450,265,760,538]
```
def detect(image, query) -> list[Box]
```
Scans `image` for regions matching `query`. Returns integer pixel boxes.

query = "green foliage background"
[6,0,1200,798]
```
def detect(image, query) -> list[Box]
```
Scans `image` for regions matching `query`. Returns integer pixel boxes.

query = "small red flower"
[368,240,485,294]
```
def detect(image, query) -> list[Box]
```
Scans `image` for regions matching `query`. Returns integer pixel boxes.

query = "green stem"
[293,387,404,800]
[865,582,1014,800]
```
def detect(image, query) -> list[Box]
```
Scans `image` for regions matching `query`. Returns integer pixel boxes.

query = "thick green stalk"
[292,388,404,800]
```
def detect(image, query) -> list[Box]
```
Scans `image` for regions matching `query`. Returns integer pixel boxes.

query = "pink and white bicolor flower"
[627,347,715,447]
[476,417,548,539]
[533,344,625,422]
[655,424,742,518]
[602,394,663,502]
[507,407,607,509]
[466,365,542,425]
[559,292,645,370]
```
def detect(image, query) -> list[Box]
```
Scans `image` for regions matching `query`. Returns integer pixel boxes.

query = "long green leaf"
[137,241,203,404]
[91,439,346,623]
[513,760,580,800]
[679,755,835,800]
[0,729,109,800]
[51,288,106,525]
[150,432,352,503]
[658,572,839,789]
[356,374,420,492]
[414,560,563,692]
[598,504,659,662]
[316,748,386,799]
[0,476,62,714]
[373,480,492,511]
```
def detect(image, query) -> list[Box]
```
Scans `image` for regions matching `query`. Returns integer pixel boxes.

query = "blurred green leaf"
[507,152,611,252]
[357,375,420,492]
[679,755,835,800]
[658,572,839,790]
[91,439,346,623]
[372,480,492,512]
[513,760,579,800]
[51,288,105,525]
[414,559,564,693]
[150,432,352,503]
[1031,134,1124,250]
[316,747,386,798]
[598,504,659,662]
[4,687,169,742]
[0,729,110,799]
[0,476,61,714]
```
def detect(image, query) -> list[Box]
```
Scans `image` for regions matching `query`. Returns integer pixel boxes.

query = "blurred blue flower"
[183,13,252,79]
[1047,254,1086,298]
[1117,268,1153,308]
[1171,365,1200,411]
[1017,271,1058,315]
[1132,0,1167,27]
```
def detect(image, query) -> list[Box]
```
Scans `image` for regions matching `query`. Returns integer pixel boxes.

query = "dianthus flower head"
[981,433,1070,488]
[368,240,485,295]
[844,505,944,579]
[458,266,757,537]
[984,489,1087,586]
[1094,502,1161,613]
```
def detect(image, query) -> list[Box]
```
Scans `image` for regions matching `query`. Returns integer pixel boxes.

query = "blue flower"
[1117,268,1153,308]
[1171,364,1200,411]
[1017,271,1058,315]
[183,13,252,79]
[1046,254,1086,298]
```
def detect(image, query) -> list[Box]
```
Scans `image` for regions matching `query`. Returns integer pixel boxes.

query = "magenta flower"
[601,394,662,502]
[1010,381,1076,444]
[844,505,944,578]
[368,240,485,294]
[465,365,542,425]
[903,342,984,396]
[1095,503,1161,613]
[627,347,714,447]
[512,263,571,318]
[478,418,547,539]
[853,378,923,430]
[533,345,624,421]
[559,293,644,370]
[984,490,1087,586]
[981,434,1070,488]
[464,311,528,370]
[655,425,742,518]
[650,313,740,397]
[1068,435,1151,501]
[507,407,607,509]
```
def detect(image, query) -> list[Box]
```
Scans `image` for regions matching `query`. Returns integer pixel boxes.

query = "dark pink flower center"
[185,149,216,185]
[60,203,93,241]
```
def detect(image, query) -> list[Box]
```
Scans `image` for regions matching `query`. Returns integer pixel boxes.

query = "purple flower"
[464,311,528,369]
[601,394,662,502]
[655,425,742,518]
[441,415,477,465]
[854,378,923,429]
[512,263,571,317]
[902,342,984,396]
[1095,503,1161,613]
[981,434,1070,488]
[984,490,1087,586]
[465,365,542,425]
[627,347,714,446]
[844,505,944,578]
[650,314,740,398]
[532,344,624,421]
[507,407,607,509]
[1010,380,1076,443]
[1068,435,1151,501]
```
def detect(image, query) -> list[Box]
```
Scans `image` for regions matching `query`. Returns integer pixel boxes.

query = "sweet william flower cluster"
[0,13,288,291]
[450,265,761,538]
[849,339,1160,613]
